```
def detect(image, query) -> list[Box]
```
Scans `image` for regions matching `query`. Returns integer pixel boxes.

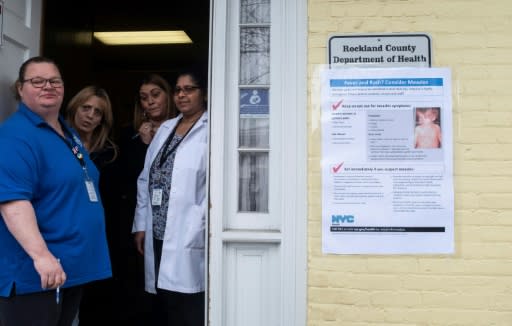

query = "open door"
[0,0,42,121]
[208,0,307,325]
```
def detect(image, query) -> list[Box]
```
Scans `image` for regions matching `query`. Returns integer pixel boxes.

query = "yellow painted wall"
[307,0,512,325]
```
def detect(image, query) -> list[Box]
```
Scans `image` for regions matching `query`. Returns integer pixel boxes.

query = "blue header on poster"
[330,78,443,87]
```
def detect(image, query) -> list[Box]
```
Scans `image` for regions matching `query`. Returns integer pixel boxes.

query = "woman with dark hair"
[133,69,208,326]
[132,73,176,145]
[119,74,176,200]
[119,74,176,202]
[117,73,177,324]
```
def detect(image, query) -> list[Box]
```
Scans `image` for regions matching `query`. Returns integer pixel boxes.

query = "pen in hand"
[56,258,60,304]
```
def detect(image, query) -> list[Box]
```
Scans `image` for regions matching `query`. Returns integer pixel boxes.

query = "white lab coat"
[132,111,207,294]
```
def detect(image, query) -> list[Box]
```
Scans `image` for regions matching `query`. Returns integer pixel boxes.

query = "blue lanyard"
[60,124,86,169]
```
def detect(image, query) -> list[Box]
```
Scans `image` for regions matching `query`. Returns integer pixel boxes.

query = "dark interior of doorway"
[42,0,210,137]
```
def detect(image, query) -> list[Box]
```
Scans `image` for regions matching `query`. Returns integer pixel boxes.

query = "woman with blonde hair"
[66,85,118,165]
[66,85,121,325]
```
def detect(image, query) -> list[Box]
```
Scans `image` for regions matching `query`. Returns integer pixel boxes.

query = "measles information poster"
[321,67,454,254]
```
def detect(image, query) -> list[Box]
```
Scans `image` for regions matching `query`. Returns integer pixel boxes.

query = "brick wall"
[307,0,512,325]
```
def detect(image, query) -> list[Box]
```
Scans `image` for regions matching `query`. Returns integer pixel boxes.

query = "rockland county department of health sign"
[328,33,432,68]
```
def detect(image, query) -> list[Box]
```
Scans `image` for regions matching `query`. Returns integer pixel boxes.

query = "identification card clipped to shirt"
[85,180,98,202]
[152,189,163,206]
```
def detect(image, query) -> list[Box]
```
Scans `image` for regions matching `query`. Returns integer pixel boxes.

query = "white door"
[0,0,42,121]
[208,0,307,325]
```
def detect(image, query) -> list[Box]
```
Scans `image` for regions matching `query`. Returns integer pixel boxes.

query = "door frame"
[207,0,308,324]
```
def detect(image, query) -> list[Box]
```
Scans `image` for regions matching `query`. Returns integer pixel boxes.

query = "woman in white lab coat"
[133,69,207,326]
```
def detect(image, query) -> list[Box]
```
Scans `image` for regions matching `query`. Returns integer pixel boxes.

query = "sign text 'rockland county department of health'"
[328,34,432,68]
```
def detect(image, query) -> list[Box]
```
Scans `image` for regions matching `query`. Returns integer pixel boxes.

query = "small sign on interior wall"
[0,0,4,46]
[328,33,432,68]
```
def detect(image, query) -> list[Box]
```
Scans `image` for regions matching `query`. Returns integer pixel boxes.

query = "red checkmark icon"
[332,99,343,111]
[332,162,344,173]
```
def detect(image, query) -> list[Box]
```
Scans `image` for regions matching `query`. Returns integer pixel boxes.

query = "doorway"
[42,0,210,135]
[41,1,211,324]
[41,1,308,325]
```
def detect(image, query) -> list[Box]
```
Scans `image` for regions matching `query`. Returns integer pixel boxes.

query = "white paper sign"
[328,34,432,68]
[321,67,454,254]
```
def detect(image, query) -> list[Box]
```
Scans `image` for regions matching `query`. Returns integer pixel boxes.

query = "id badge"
[152,189,163,206]
[85,180,98,202]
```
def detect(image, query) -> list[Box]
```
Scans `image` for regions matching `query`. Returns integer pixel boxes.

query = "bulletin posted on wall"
[321,67,454,254]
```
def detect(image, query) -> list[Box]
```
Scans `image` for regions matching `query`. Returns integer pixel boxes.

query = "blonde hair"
[133,74,176,130]
[66,85,118,160]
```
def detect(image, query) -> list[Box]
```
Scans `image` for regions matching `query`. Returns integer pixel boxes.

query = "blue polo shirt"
[0,102,111,296]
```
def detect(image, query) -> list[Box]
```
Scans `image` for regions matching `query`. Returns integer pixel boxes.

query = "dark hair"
[13,56,62,101]
[133,73,177,129]
[174,67,208,109]
[18,56,62,84]
[175,67,208,91]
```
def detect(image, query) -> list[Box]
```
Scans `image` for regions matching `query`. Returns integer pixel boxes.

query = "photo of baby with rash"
[414,107,442,149]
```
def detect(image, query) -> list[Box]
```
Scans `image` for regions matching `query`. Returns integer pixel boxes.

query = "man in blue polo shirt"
[0,56,111,326]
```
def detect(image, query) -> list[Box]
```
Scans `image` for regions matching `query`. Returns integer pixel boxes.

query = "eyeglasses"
[22,77,64,88]
[174,86,200,95]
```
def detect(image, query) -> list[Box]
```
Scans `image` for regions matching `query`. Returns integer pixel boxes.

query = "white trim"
[208,0,307,324]
[208,0,229,324]
[278,0,308,324]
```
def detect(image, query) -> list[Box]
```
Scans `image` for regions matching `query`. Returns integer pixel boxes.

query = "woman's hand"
[34,254,66,290]
[138,122,155,144]
[134,231,145,255]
